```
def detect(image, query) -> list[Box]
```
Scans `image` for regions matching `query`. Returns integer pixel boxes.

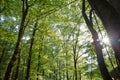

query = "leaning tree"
[83,0,120,80]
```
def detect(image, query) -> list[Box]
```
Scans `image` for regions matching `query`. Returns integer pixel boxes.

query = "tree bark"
[82,0,112,80]
[79,70,81,80]
[0,48,5,64]
[73,35,78,80]
[14,53,20,80]
[64,43,69,80]
[4,0,29,80]
[66,65,69,80]
[37,49,41,80]
[26,19,38,80]
[108,0,120,15]
[87,0,120,67]
[37,36,43,80]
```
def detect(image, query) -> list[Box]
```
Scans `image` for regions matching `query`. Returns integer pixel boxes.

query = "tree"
[86,0,120,79]
[26,19,38,80]
[82,0,112,80]
[87,0,120,68]
[4,0,30,80]
[1,0,119,80]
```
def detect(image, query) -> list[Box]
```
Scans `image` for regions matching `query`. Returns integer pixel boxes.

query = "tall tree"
[4,0,30,80]
[72,28,80,80]
[87,0,120,68]
[82,0,112,80]
[1,0,119,80]
[26,19,38,80]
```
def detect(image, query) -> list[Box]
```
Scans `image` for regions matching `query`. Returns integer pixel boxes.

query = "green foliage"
[0,0,116,80]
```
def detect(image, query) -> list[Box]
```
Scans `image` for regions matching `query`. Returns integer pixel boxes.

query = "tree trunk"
[79,70,81,80]
[82,0,112,80]
[0,48,5,64]
[73,32,79,80]
[42,70,45,80]
[37,49,41,80]
[66,69,69,80]
[26,20,38,80]
[73,46,77,80]
[108,0,120,15]
[87,0,120,67]
[65,50,69,80]
[37,36,43,80]
[110,66,120,79]
[4,0,29,80]
[14,53,20,80]
[74,59,77,80]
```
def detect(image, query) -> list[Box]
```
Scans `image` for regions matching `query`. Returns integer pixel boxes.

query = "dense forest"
[0,0,120,80]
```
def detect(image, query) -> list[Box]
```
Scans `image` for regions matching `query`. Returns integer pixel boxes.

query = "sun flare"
[102,37,110,44]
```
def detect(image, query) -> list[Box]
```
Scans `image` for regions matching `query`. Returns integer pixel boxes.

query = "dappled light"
[0,0,120,80]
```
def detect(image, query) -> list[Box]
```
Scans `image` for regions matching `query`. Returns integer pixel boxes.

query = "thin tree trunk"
[73,46,77,80]
[79,70,81,80]
[37,50,41,80]
[82,0,112,80]
[42,70,45,80]
[14,53,20,80]
[73,34,78,80]
[0,48,5,64]
[26,19,38,80]
[37,36,43,80]
[66,69,69,80]
[74,59,77,80]
[65,51,69,80]
[73,50,77,80]
[4,0,29,80]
